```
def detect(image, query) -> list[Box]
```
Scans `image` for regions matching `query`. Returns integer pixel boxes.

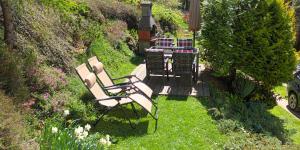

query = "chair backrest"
[173,50,195,74]
[145,49,165,74]
[155,38,174,47]
[88,56,114,87]
[75,64,109,100]
[177,38,193,48]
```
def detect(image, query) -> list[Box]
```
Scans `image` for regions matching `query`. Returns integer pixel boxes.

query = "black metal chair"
[145,49,169,80]
[172,49,196,86]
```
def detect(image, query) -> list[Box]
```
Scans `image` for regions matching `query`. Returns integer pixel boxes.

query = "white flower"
[77,135,84,140]
[82,131,88,138]
[99,138,107,145]
[107,141,111,146]
[84,124,91,131]
[74,126,83,136]
[63,110,70,117]
[51,127,58,134]
[106,134,110,141]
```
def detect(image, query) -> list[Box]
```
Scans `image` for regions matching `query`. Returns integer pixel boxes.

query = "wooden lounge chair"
[145,49,169,80]
[87,56,153,100]
[172,49,196,85]
[75,64,158,129]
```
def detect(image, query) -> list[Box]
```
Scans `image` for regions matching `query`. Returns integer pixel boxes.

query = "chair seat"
[98,98,133,107]
[108,88,123,94]
[129,94,153,113]
[133,82,153,98]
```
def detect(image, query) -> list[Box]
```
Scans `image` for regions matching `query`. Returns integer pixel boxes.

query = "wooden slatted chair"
[145,49,169,80]
[172,49,196,85]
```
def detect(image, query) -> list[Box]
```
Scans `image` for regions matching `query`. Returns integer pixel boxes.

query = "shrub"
[0,46,30,101]
[15,0,76,71]
[103,21,128,48]
[29,65,68,93]
[217,119,242,134]
[201,0,234,75]
[86,0,139,29]
[202,0,296,89]
[232,74,256,99]
[0,91,31,149]
[223,132,283,149]
[152,3,187,34]
[207,88,293,145]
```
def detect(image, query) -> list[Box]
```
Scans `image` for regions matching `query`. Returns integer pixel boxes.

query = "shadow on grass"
[198,94,296,144]
[130,55,144,65]
[166,95,188,101]
[93,118,149,137]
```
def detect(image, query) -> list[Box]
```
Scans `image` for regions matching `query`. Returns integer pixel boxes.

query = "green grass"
[93,96,227,149]
[273,85,288,98]
[269,106,300,145]
[152,3,188,30]
[89,35,143,79]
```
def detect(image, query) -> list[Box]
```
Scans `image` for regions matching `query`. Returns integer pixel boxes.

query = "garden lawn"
[273,85,288,99]
[269,106,300,145]
[94,96,227,149]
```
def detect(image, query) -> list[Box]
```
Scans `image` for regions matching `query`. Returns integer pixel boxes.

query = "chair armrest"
[104,84,131,90]
[112,75,143,82]
[95,96,125,101]
[112,75,135,81]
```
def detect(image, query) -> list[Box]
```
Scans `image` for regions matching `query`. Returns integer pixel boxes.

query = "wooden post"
[193,31,196,47]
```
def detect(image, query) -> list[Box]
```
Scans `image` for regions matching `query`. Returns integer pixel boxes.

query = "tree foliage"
[202,0,296,89]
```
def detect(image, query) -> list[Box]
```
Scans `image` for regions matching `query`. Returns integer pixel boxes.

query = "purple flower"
[43,92,50,99]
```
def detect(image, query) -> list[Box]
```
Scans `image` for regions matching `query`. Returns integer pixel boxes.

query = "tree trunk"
[0,0,15,50]
[228,67,237,92]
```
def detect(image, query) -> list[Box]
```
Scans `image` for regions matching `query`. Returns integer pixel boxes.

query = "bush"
[86,0,139,29]
[201,0,234,75]
[28,65,68,93]
[223,132,283,149]
[232,74,256,99]
[15,0,76,71]
[0,91,31,149]
[152,3,187,34]
[0,46,30,101]
[103,21,128,48]
[201,0,296,89]
[207,88,293,145]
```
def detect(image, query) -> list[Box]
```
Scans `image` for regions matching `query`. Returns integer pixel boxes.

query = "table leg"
[196,53,199,82]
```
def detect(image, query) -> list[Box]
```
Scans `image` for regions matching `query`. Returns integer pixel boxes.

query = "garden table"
[149,46,200,82]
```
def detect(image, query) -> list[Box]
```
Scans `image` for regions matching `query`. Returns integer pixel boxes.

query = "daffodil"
[84,124,91,131]
[99,138,107,145]
[74,126,83,136]
[51,127,58,134]
[82,131,88,138]
[63,110,70,117]
[106,134,110,141]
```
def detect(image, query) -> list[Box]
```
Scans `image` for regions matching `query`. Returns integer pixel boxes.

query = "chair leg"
[130,103,140,119]
[119,105,135,129]
[94,108,111,126]
[166,63,169,81]
[148,106,159,132]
